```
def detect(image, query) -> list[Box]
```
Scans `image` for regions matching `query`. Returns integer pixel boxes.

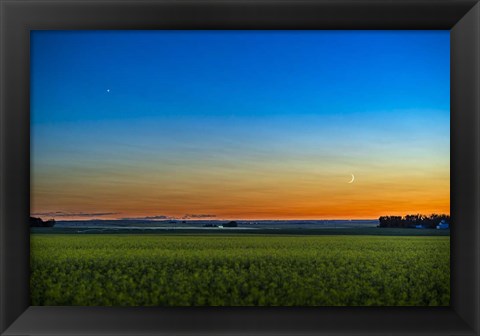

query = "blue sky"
[32,31,449,123]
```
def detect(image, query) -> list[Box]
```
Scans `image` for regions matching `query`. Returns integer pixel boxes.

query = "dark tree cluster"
[378,214,450,228]
[30,216,56,227]
[223,221,238,227]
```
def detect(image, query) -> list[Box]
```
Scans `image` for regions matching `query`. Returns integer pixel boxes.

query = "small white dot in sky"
[106,89,110,93]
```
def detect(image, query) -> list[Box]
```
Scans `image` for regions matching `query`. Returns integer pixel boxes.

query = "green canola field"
[30,234,450,306]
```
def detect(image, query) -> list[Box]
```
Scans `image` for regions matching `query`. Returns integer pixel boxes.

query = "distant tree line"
[378,214,450,228]
[30,216,56,227]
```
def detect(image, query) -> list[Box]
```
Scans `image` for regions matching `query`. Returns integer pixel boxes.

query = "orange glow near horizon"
[31,154,450,221]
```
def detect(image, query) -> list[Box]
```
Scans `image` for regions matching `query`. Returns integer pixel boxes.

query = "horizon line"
[38,218,383,222]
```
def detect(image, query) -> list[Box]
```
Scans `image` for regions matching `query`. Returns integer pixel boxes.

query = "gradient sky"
[31,30,450,220]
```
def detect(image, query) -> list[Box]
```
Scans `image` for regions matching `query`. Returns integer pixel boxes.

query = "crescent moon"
[348,174,355,184]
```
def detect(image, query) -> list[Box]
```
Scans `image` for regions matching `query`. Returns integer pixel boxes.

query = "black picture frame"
[1,0,479,335]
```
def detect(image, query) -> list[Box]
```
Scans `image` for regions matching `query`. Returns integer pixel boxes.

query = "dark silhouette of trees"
[224,221,238,227]
[378,214,450,228]
[30,216,56,227]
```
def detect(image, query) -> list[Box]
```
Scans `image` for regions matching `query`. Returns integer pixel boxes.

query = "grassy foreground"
[30,234,450,306]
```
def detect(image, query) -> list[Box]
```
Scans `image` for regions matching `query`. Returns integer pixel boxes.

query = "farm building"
[436,220,449,229]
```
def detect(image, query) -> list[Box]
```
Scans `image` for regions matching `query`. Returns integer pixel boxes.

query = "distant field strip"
[30,234,450,306]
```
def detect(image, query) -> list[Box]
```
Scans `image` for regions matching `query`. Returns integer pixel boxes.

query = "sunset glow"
[31,31,450,220]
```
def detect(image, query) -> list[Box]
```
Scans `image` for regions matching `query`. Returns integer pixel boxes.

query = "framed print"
[28,29,452,308]
[1,0,479,335]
